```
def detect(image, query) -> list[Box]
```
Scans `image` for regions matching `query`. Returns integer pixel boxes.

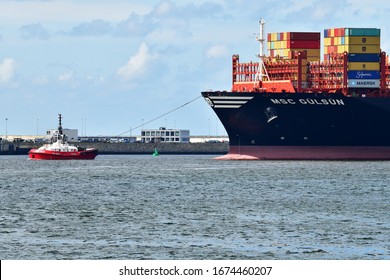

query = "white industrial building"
[46,129,78,142]
[140,127,190,143]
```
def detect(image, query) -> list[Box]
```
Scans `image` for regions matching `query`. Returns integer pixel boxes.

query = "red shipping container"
[288,32,320,41]
[331,37,334,45]
[327,45,338,53]
[267,34,271,41]
[287,40,320,49]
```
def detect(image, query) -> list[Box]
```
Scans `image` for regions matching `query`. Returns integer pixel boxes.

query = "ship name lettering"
[299,98,344,106]
[270,98,296,105]
[271,98,345,106]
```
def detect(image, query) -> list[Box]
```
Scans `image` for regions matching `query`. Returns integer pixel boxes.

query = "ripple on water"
[0,155,389,259]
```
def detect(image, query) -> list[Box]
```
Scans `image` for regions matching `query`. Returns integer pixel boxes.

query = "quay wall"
[1,142,229,155]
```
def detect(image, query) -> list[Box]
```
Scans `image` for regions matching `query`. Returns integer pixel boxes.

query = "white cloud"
[68,19,112,36]
[86,74,105,85]
[31,74,50,86]
[58,71,73,81]
[206,44,229,58]
[0,58,20,83]
[153,1,173,16]
[117,42,157,81]
[20,22,50,40]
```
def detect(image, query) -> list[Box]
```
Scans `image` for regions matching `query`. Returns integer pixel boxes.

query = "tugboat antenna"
[58,113,63,135]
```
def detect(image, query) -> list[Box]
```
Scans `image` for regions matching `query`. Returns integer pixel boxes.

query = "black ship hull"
[202,91,390,160]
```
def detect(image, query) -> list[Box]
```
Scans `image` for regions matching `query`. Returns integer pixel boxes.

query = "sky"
[1,0,390,137]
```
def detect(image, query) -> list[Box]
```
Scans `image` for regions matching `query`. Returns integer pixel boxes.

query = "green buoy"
[153,148,159,156]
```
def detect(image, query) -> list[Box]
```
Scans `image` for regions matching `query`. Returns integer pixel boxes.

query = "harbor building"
[46,129,78,142]
[140,127,190,143]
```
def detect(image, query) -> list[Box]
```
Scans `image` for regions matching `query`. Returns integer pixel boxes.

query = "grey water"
[0,154,389,259]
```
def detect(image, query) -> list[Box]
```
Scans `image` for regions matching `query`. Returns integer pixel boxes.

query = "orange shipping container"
[325,45,338,54]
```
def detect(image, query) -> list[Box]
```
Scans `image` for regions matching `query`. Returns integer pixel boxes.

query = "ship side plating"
[202,19,390,160]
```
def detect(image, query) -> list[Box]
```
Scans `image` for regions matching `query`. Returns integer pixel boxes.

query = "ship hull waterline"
[202,91,390,160]
[216,146,390,160]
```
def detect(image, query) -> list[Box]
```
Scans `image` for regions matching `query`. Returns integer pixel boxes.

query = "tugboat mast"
[58,114,63,135]
[57,113,65,143]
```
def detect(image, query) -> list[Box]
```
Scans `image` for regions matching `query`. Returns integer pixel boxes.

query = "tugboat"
[28,114,98,160]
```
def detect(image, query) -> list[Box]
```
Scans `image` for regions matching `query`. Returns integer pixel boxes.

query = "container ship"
[202,19,390,160]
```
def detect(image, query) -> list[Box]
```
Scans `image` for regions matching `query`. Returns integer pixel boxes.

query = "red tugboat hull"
[29,114,98,160]
[28,148,98,160]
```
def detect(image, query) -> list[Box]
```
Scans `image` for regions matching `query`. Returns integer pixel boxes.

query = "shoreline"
[0,142,229,155]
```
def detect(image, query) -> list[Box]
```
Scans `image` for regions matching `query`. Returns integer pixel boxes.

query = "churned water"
[0,155,389,260]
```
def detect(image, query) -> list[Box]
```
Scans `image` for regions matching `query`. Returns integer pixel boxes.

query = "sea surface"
[0,154,389,260]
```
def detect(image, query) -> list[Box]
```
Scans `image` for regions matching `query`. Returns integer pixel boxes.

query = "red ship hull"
[215,146,390,160]
[28,148,98,160]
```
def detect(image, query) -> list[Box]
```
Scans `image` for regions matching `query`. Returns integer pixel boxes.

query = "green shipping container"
[345,28,380,37]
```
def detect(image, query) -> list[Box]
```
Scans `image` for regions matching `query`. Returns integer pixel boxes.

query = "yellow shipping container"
[338,45,346,53]
[281,41,287,49]
[271,33,277,41]
[324,37,331,46]
[348,62,380,71]
[345,36,380,45]
[346,44,380,54]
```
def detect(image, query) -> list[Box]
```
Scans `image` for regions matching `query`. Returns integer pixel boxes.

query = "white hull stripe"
[208,96,253,109]
[214,105,242,108]
[209,96,254,100]
[213,100,248,104]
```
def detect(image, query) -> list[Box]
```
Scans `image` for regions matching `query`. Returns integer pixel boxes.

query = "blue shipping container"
[348,53,380,62]
[347,70,381,79]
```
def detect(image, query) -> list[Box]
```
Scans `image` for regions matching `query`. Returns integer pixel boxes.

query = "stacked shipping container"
[233,26,388,93]
[266,32,321,86]
[324,28,381,89]
[267,32,321,61]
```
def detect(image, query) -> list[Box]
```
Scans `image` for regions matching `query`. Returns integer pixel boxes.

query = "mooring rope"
[115,95,203,137]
